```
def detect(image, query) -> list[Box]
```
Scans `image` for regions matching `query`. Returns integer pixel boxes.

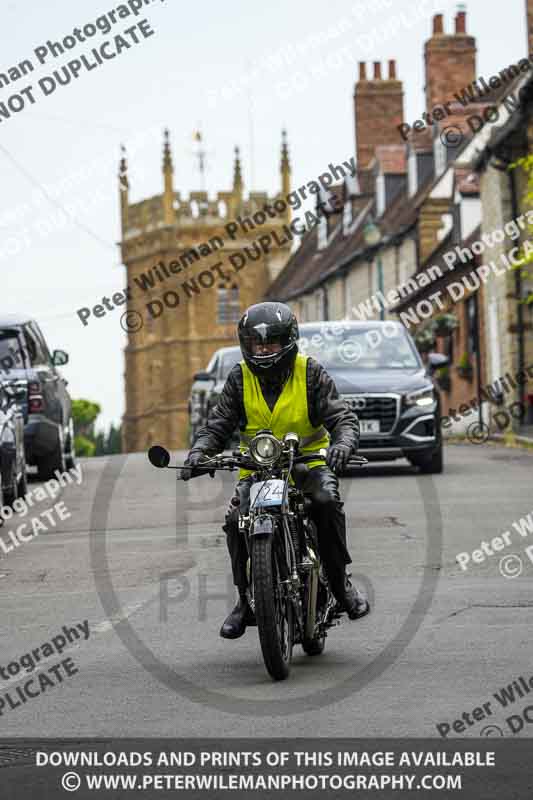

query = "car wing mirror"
[427,352,449,372]
[52,349,69,366]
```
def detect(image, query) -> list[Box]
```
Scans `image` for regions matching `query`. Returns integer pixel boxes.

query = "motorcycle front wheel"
[252,534,293,681]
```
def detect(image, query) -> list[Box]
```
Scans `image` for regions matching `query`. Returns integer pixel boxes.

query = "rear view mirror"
[427,352,449,372]
[52,349,69,366]
[193,370,212,381]
[148,445,171,468]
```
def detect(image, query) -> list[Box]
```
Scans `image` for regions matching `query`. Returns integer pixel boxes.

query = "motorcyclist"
[181,302,370,639]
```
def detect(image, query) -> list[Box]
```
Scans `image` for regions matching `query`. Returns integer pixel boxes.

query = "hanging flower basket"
[456,353,473,381]
[434,313,459,337]
[414,324,436,354]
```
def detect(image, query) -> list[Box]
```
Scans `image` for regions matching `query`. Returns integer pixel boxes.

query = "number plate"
[360,420,380,434]
[249,479,285,508]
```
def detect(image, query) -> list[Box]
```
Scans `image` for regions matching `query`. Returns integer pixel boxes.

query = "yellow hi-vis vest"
[239,353,330,478]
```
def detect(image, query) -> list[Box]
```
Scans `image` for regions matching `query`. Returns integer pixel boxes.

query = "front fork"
[244,512,305,634]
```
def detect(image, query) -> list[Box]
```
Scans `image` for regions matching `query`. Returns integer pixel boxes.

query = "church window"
[217,285,240,323]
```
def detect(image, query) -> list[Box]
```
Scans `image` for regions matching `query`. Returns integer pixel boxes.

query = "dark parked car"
[298,320,446,473]
[0,380,27,506]
[0,315,75,479]
[188,346,241,445]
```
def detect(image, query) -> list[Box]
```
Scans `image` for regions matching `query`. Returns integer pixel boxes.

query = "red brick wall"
[354,60,404,168]
[434,286,487,420]
[424,12,477,113]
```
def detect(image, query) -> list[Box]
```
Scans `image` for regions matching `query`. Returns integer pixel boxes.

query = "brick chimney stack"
[424,7,476,113]
[354,60,404,169]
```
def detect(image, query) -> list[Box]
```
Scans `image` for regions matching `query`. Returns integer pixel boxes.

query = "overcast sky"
[1,0,527,430]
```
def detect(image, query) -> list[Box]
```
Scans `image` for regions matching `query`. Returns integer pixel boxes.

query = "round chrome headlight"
[249,433,282,466]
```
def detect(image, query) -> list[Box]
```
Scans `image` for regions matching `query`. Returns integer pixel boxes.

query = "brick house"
[266,6,533,434]
[470,10,533,433]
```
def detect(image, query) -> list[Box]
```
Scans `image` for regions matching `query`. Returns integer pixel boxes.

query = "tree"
[94,430,106,456]
[71,399,122,457]
[106,424,122,454]
[72,399,101,437]
[508,156,533,306]
[75,435,96,457]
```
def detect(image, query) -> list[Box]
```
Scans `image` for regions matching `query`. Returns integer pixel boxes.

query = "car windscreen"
[0,330,25,371]
[219,350,242,378]
[298,324,421,369]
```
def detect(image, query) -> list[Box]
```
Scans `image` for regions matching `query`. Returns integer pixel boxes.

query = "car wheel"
[65,418,76,471]
[3,460,18,507]
[37,427,66,480]
[409,444,443,474]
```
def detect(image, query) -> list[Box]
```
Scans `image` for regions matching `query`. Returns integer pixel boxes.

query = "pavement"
[518,424,533,443]
[1,443,533,738]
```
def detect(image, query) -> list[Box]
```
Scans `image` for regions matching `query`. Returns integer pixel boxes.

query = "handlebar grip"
[179,465,215,480]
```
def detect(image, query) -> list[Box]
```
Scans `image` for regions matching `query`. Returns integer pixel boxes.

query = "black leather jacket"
[190,356,359,457]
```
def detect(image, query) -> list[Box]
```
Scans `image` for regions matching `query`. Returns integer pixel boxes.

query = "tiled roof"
[392,224,482,310]
[265,165,434,302]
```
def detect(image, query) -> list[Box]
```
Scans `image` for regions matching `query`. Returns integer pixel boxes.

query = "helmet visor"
[239,322,294,358]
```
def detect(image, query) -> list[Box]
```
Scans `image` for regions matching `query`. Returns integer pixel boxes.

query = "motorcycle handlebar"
[183,450,367,478]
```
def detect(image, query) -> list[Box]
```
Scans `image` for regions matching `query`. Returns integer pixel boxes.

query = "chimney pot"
[373,61,382,79]
[433,13,444,34]
[358,62,367,80]
[455,10,466,33]
[388,59,397,79]
[424,7,475,116]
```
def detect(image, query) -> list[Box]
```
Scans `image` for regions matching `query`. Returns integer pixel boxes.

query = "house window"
[445,328,454,363]
[434,134,447,177]
[343,198,352,233]
[217,285,240,323]
[466,295,478,354]
[317,215,328,250]
[376,173,386,216]
[408,150,418,197]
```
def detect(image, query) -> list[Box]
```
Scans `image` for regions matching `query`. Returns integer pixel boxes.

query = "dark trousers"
[222,466,352,597]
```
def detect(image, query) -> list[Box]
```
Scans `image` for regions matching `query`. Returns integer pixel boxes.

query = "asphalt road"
[1,442,533,738]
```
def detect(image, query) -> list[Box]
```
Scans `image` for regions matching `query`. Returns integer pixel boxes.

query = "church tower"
[119,131,293,451]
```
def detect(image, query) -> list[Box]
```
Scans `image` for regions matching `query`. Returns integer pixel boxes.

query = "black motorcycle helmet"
[238,302,299,379]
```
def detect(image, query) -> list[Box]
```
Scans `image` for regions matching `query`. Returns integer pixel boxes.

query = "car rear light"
[28,381,44,413]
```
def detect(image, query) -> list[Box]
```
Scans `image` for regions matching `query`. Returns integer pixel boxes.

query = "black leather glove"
[180,452,213,481]
[326,444,352,474]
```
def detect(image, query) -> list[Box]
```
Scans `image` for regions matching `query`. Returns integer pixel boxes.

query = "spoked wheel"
[252,534,293,681]
[302,574,327,656]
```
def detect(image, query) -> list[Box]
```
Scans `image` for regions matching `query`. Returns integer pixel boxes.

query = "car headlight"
[405,386,435,408]
[249,433,282,466]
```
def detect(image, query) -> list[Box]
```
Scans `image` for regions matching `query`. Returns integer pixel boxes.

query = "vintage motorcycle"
[148,431,366,681]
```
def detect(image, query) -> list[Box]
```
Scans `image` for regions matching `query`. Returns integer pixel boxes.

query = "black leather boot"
[341,578,370,620]
[328,569,370,620]
[220,591,255,639]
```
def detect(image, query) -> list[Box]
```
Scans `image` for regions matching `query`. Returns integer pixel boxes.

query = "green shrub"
[74,435,96,457]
